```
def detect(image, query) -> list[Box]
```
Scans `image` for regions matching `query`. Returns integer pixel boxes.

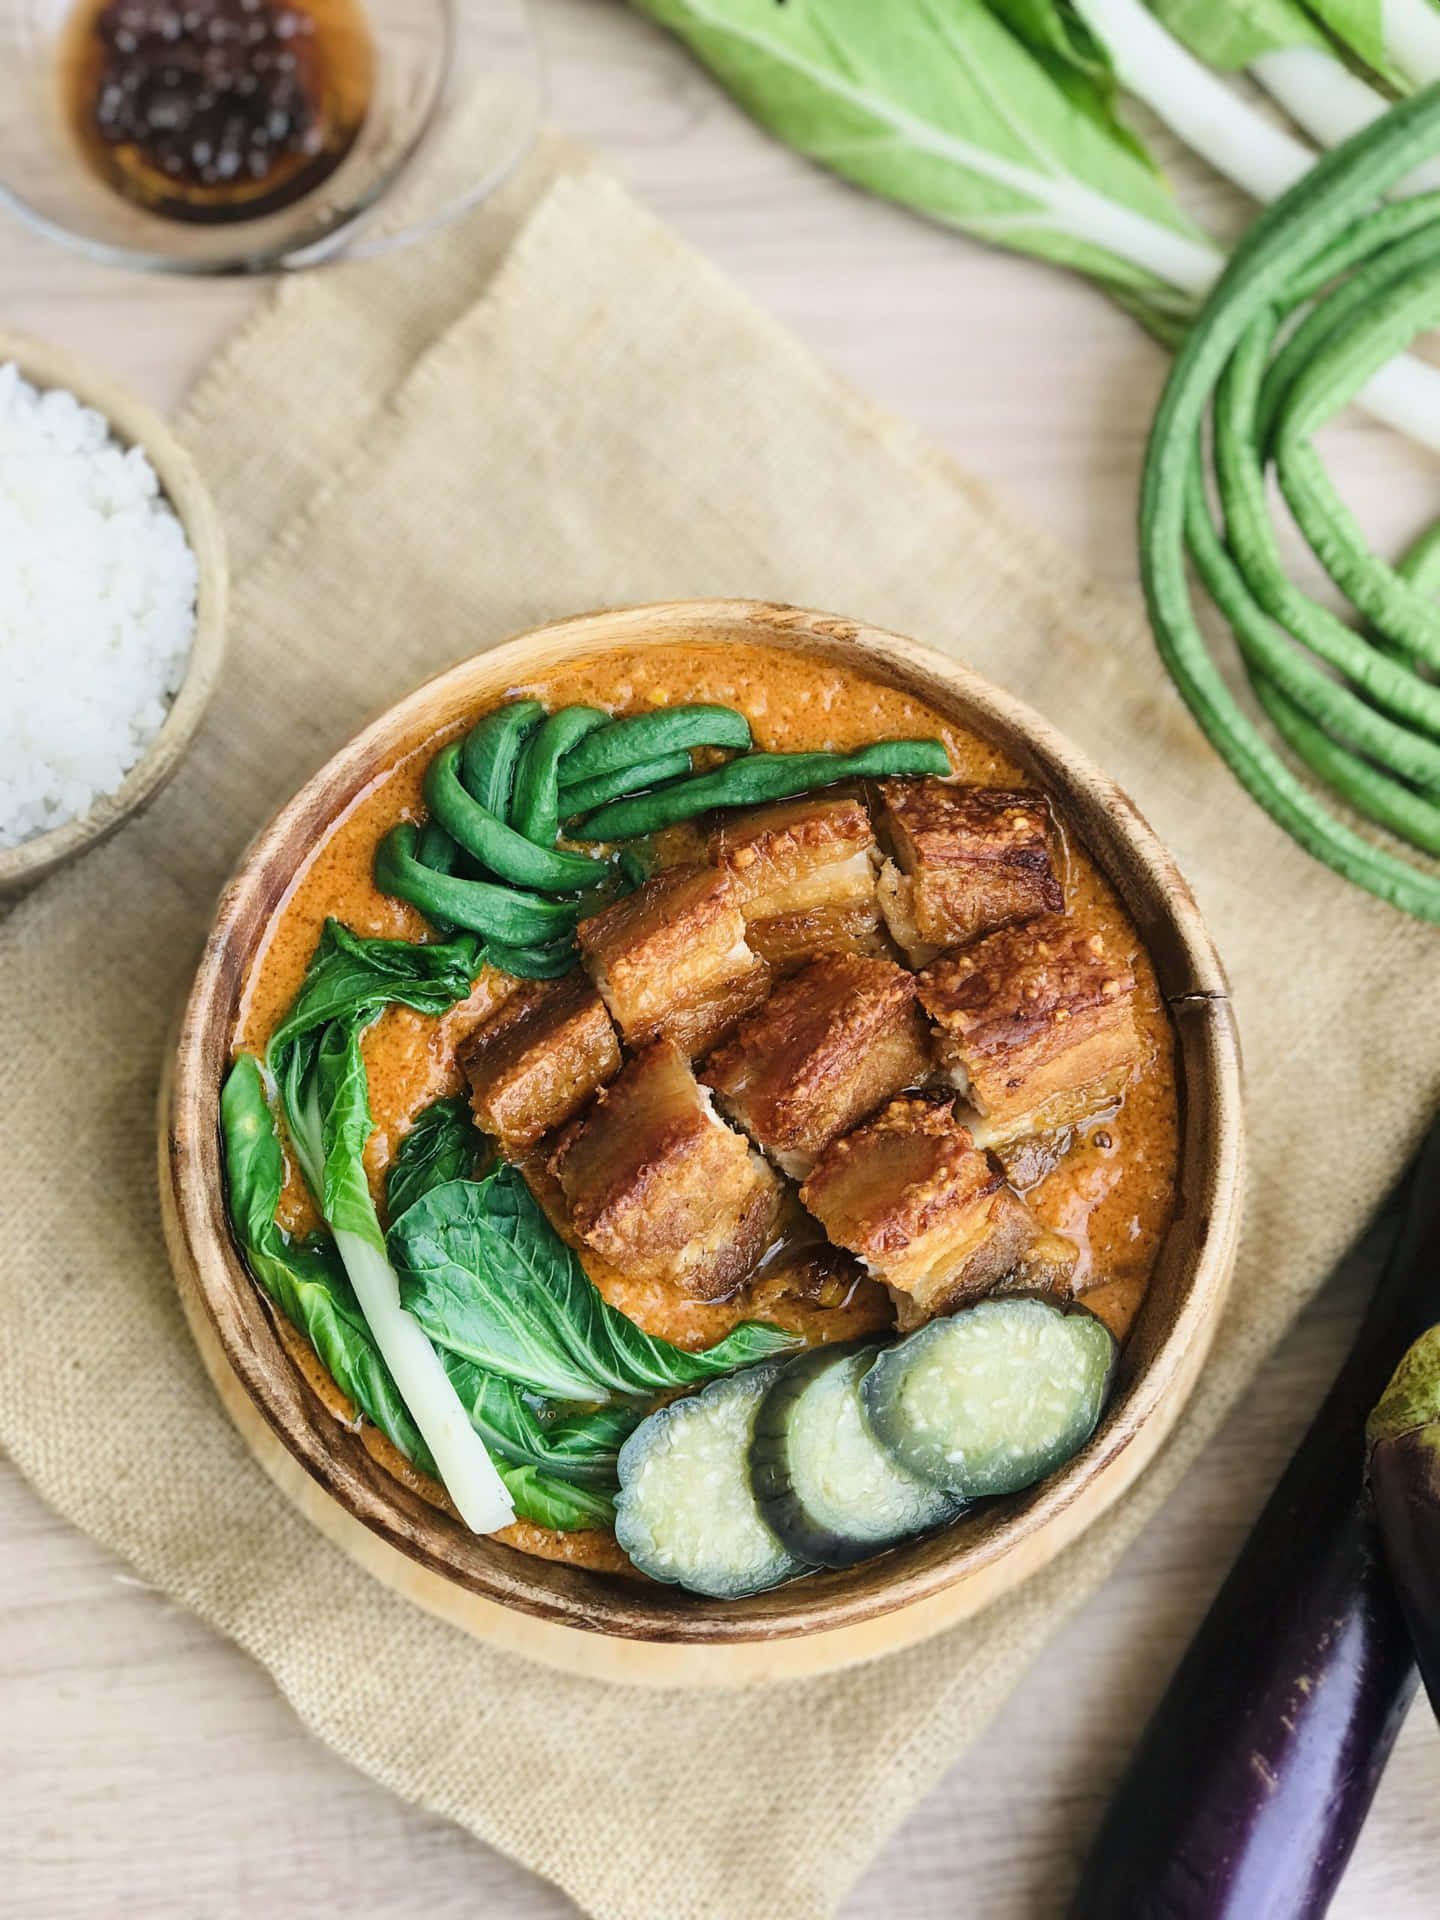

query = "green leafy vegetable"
[266,918,483,1061]
[496,1467,618,1533]
[441,1357,640,1486]
[628,0,1220,326]
[1302,0,1403,83]
[265,926,516,1533]
[1147,0,1328,68]
[390,1164,803,1403]
[226,1032,622,1533]
[386,1096,487,1224]
[220,1054,434,1471]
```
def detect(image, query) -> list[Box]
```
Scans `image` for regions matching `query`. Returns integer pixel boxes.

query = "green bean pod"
[485,937,581,981]
[1140,86,1440,923]
[459,699,544,816]
[511,706,611,848]
[413,819,462,935]
[375,824,578,945]
[560,705,752,783]
[559,750,693,819]
[425,743,603,891]
[571,740,951,841]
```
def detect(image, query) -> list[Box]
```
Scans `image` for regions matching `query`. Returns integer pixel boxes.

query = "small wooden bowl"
[161,600,1243,1687]
[0,332,228,900]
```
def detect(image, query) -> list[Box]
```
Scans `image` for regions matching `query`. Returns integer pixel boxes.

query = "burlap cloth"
[4,137,1440,1920]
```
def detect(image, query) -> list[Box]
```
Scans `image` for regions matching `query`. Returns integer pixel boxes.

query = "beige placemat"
[4,144,1440,1920]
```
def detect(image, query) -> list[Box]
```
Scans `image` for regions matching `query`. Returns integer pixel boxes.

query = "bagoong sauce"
[234,642,1179,1571]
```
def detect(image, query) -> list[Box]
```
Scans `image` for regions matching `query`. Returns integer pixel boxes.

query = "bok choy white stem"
[1072,0,1314,202]
[281,1026,515,1535]
[1070,0,1440,447]
[1376,0,1440,85]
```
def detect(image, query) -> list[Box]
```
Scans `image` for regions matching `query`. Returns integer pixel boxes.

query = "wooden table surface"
[4,4,1440,1914]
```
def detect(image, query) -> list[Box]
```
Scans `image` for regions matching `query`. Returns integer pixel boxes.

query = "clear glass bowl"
[0,0,542,272]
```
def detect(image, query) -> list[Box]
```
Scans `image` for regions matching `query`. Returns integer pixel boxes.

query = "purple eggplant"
[1066,1116,1440,1920]
[1368,1324,1440,1723]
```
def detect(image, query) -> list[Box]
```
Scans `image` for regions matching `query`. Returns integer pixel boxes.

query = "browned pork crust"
[577,864,770,1058]
[799,1093,1056,1329]
[709,794,881,968]
[458,972,621,1152]
[917,913,1143,1145]
[549,1040,782,1300]
[703,953,932,1177]
[877,779,1062,964]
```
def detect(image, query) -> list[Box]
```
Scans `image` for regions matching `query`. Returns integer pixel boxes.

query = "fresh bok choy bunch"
[630,0,1440,447]
[220,920,802,1534]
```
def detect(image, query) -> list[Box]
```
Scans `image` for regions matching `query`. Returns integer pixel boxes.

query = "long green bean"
[558,751,693,819]
[1272,259,1440,669]
[413,820,461,935]
[425,742,602,891]
[511,706,610,848]
[459,699,544,817]
[571,740,950,841]
[1255,677,1440,859]
[1140,86,1440,923]
[375,825,578,945]
[560,705,751,783]
[1209,319,1440,753]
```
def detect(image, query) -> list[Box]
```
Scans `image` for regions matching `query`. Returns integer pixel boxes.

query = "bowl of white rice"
[0,332,227,899]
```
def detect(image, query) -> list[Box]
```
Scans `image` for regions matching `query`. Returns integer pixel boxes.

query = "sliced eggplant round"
[613,1364,812,1598]
[860,1295,1117,1500]
[751,1341,963,1567]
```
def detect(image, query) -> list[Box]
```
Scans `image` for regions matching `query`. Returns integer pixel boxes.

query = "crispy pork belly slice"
[458,972,621,1152]
[549,1040,783,1301]
[917,914,1143,1147]
[709,794,881,968]
[799,1094,1051,1331]
[577,864,770,1058]
[877,779,1063,965]
[702,954,932,1178]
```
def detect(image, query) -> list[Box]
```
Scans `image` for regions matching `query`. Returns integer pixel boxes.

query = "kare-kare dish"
[221,642,1178,1598]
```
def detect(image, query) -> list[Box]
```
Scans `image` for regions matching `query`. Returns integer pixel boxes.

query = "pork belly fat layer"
[548,1039,783,1301]
[458,973,621,1151]
[799,1094,1051,1329]
[709,794,880,966]
[703,953,933,1178]
[878,779,1062,962]
[917,913,1143,1145]
[577,864,770,1057]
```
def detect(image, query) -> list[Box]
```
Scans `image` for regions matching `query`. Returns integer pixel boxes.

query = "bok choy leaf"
[1307,0,1440,87]
[222,1059,619,1527]
[263,924,514,1534]
[390,1164,803,1404]
[220,1054,435,1472]
[629,0,1222,321]
[385,1094,487,1225]
[267,919,484,1061]
[441,1359,640,1487]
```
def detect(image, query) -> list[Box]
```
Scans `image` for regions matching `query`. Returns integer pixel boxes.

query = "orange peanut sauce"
[234,641,1179,1567]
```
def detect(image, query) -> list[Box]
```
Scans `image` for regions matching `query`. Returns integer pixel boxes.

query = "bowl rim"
[0,329,229,898]
[163,599,1245,1648]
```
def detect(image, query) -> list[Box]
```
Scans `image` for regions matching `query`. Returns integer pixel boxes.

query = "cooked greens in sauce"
[222,642,1178,1590]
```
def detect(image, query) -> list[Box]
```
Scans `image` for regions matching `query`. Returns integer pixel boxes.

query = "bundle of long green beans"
[1144,86,1440,922]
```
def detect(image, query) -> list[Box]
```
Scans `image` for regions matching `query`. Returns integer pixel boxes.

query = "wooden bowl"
[0,332,228,900]
[161,600,1243,1687]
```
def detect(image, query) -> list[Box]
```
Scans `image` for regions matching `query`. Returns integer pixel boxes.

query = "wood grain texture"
[0,331,229,899]
[4,0,1439,1908]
